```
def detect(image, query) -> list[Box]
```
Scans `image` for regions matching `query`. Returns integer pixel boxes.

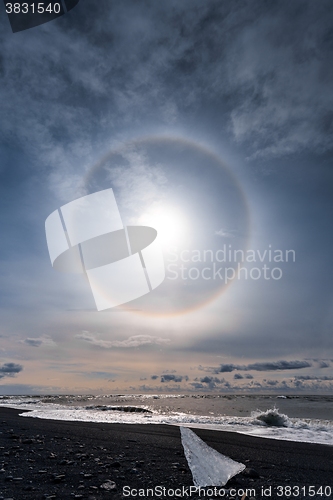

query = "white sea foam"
[1,395,333,446]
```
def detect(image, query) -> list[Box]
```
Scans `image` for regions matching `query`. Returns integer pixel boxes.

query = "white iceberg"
[180,426,245,487]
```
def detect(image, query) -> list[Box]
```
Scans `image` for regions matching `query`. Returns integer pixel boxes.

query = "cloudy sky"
[1,0,333,395]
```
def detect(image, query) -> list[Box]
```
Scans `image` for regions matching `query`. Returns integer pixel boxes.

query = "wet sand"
[0,407,332,499]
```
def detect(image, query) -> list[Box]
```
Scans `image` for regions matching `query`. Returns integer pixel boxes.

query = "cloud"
[318,361,330,368]
[200,376,225,385]
[190,382,204,389]
[103,146,169,225]
[129,371,333,393]
[219,360,312,372]
[22,336,56,348]
[161,374,188,383]
[1,2,332,395]
[198,365,221,374]
[0,362,23,379]
[215,228,237,238]
[263,379,279,386]
[225,3,333,159]
[0,0,331,205]
[24,338,43,347]
[218,364,236,373]
[76,331,170,349]
[197,376,226,389]
[295,375,333,381]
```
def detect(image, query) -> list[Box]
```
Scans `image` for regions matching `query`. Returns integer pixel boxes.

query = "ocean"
[1,393,332,447]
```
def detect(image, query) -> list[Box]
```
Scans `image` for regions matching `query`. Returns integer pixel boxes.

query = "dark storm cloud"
[0,362,23,379]
[217,364,235,373]
[200,376,226,389]
[199,376,225,385]
[161,374,188,383]
[0,0,332,190]
[219,360,312,372]
[246,360,312,371]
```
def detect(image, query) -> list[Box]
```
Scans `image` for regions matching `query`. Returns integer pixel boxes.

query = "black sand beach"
[0,407,332,500]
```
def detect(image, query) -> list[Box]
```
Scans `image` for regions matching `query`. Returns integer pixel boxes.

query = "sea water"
[0,393,332,446]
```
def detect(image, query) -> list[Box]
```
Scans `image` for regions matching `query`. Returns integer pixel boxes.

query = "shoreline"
[1,407,332,499]
[2,393,333,421]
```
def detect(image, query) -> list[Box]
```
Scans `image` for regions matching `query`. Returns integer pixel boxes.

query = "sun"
[138,204,188,248]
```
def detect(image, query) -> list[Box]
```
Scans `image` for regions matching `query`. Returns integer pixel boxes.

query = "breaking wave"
[251,407,291,427]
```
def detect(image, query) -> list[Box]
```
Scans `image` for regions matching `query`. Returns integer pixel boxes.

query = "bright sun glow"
[138,204,188,248]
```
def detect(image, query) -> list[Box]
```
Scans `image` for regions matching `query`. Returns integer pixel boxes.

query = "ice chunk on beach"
[180,427,245,487]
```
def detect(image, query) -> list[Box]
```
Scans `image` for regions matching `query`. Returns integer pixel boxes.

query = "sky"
[0,0,333,395]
